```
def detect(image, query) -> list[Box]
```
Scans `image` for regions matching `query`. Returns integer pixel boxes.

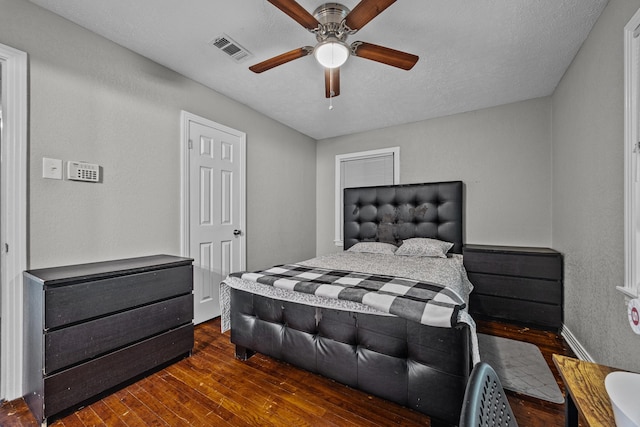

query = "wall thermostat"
[67,161,100,182]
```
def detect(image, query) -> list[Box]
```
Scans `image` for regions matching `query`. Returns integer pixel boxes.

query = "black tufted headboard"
[343,181,464,254]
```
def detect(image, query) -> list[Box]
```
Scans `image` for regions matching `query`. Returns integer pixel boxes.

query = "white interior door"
[183,112,245,324]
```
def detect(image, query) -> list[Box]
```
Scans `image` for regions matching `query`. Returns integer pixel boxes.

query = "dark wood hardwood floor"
[1,317,576,426]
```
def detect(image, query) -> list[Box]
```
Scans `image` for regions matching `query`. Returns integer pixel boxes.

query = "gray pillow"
[347,242,398,255]
[395,238,453,258]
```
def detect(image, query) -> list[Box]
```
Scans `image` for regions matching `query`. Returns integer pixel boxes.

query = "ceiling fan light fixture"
[314,38,350,68]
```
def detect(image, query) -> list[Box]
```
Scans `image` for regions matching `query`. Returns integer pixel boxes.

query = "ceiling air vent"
[210,34,252,63]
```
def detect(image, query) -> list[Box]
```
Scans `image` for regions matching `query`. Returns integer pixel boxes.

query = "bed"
[220,181,475,427]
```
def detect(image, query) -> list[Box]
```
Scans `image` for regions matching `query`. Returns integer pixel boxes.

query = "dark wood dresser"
[23,255,194,425]
[463,245,563,330]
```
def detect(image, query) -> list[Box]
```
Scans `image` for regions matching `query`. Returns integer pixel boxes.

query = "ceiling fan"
[249,0,419,99]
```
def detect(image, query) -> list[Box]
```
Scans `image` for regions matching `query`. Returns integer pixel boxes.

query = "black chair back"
[459,362,519,427]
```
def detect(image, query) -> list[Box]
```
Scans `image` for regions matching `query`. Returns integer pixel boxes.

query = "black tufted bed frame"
[229,181,471,426]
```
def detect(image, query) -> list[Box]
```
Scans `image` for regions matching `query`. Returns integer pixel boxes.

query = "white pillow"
[347,242,398,255]
[395,238,453,258]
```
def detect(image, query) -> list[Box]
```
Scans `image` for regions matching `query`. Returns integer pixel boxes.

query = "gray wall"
[0,0,316,271]
[315,0,640,373]
[552,0,640,371]
[316,97,553,256]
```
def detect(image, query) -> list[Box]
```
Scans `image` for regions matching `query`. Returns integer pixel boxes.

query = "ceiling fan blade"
[267,0,320,30]
[325,67,340,98]
[249,47,313,73]
[351,42,419,70]
[345,0,396,31]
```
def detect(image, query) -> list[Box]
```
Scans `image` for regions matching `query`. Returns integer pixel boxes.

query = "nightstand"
[463,244,563,330]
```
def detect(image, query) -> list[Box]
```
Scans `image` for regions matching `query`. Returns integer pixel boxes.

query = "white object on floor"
[605,371,640,427]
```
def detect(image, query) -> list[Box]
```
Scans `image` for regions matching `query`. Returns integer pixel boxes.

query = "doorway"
[1,61,3,397]
[0,42,28,402]
[180,111,246,325]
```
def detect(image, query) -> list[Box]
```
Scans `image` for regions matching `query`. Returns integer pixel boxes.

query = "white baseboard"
[561,324,595,362]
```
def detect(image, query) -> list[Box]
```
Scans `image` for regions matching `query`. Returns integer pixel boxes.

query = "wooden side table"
[552,354,622,427]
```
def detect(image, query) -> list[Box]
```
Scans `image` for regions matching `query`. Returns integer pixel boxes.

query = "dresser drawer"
[467,272,561,305]
[469,294,562,329]
[45,265,192,329]
[43,324,194,419]
[45,294,193,374]
[464,248,561,280]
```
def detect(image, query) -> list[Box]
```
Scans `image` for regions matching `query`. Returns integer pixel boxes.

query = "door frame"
[0,43,28,401]
[179,110,247,281]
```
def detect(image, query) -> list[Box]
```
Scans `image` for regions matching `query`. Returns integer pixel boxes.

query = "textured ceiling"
[28,0,608,140]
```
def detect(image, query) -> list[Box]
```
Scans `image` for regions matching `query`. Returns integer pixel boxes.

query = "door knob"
[233,229,242,236]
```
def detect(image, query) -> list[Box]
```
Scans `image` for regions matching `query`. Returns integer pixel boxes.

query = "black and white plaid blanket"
[230,264,466,328]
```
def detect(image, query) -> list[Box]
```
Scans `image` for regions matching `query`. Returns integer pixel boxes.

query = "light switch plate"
[42,157,63,180]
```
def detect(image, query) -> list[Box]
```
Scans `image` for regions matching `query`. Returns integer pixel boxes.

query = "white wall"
[0,0,317,271]
[552,0,640,371]
[316,97,553,256]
